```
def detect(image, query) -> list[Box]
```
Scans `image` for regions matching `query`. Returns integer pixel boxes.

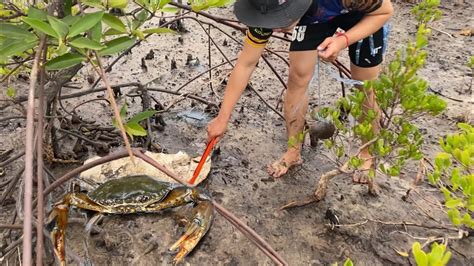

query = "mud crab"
[49,175,213,265]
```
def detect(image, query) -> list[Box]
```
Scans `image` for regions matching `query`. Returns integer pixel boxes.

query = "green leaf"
[428,243,445,264]
[6,87,16,98]
[460,150,471,167]
[132,9,149,30]
[160,7,179,13]
[441,251,452,265]
[142,27,176,34]
[445,199,462,209]
[107,0,128,9]
[104,28,127,36]
[69,37,104,50]
[127,110,157,124]
[125,122,147,137]
[159,0,172,9]
[89,21,102,43]
[22,17,58,38]
[412,242,428,266]
[47,16,69,39]
[119,103,127,118]
[0,39,37,58]
[27,7,47,21]
[62,15,81,26]
[343,258,353,266]
[45,53,85,70]
[434,152,451,170]
[56,42,69,55]
[69,11,104,38]
[447,209,461,225]
[98,36,135,56]
[102,13,127,33]
[132,30,145,40]
[0,23,36,40]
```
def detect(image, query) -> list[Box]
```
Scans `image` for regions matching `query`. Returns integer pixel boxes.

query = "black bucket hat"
[234,0,312,29]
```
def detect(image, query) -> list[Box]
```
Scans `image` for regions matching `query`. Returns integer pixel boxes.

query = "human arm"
[317,0,394,61]
[207,40,266,142]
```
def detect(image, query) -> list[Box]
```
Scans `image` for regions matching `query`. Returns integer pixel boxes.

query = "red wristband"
[336,32,349,48]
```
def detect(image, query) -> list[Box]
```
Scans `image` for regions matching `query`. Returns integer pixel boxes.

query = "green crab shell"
[87,175,180,207]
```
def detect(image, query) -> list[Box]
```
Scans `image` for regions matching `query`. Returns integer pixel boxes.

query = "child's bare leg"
[351,63,381,183]
[267,51,318,178]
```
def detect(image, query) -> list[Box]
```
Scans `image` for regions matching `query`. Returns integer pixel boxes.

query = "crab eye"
[193,218,202,226]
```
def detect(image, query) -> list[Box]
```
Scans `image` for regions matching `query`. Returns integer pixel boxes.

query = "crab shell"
[87,175,181,209]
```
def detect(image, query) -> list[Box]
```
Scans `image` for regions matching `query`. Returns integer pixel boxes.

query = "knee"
[288,67,313,91]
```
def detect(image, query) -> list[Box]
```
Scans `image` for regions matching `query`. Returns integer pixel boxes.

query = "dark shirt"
[245,0,383,46]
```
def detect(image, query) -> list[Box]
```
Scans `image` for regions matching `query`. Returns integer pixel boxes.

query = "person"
[207,0,393,179]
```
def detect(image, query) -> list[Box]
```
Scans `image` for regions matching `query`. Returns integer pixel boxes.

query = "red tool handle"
[189,137,218,185]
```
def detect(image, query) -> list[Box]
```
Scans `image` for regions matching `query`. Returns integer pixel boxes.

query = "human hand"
[206,115,229,143]
[317,36,347,62]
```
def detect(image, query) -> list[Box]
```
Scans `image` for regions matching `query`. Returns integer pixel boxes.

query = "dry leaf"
[459,28,472,36]
[394,248,410,257]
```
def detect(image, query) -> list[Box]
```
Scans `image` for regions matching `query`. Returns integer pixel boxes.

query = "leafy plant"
[288,130,306,148]
[412,242,451,266]
[331,258,354,266]
[317,0,446,192]
[428,123,474,228]
[1,0,232,143]
[468,56,474,69]
[412,0,442,23]
[112,103,157,140]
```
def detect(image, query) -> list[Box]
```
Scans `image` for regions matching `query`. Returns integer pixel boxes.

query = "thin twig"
[281,138,378,209]
[0,151,25,168]
[0,57,32,83]
[92,51,135,163]
[0,167,25,206]
[0,224,23,230]
[89,16,187,90]
[59,83,218,109]
[56,128,105,147]
[0,115,27,123]
[23,36,46,266]
[328,218,459,231]
[41,149,135,197]
[36,42,47,266]
[174,59,238,92]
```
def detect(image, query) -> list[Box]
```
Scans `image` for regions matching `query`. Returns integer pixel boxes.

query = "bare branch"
[23,36,46,266]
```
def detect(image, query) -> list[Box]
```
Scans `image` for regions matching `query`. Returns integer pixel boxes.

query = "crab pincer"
[169,200,214,264]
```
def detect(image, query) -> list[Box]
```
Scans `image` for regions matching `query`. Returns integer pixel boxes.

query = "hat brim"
[234,0,312,29]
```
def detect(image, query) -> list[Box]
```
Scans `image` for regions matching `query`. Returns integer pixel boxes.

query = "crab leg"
[50,203,69,266]
[49,193,110,265]
[169,200,213,264]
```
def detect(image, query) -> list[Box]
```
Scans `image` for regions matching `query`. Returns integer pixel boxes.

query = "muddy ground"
[1,0,473,265]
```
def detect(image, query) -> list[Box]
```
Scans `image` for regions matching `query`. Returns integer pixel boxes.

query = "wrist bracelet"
[336,32,349,48]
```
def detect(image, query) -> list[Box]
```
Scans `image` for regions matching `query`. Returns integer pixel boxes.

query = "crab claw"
[169,200,213,264]
[49,203,70,266]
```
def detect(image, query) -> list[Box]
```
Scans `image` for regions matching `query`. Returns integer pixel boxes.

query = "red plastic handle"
[189,137,217,185]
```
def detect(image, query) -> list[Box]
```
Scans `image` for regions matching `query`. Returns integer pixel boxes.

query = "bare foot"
[352,150,373,184]
[267,149,303,178]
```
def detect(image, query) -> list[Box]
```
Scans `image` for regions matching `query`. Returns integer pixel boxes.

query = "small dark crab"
[49,175,213,265]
